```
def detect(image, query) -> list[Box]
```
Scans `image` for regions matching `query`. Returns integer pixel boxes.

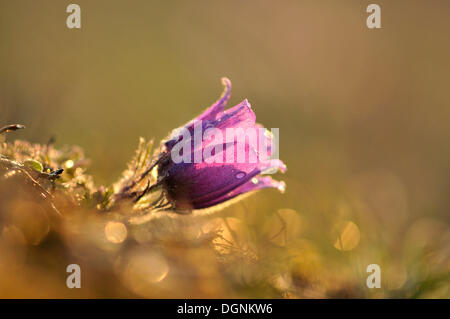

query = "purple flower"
[156,78,286,211]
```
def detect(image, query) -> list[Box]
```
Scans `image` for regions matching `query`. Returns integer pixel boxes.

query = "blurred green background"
[0,1,449,297]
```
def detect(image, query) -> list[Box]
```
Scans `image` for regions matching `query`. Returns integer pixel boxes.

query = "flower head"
[155,78,286,211]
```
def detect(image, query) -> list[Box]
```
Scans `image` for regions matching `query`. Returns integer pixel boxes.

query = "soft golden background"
[0,1,449,298]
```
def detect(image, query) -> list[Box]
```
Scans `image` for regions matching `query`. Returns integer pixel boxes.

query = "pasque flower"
[153,78,287,211]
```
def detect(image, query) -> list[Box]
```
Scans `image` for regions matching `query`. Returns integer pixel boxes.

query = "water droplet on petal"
[235,172,246,179]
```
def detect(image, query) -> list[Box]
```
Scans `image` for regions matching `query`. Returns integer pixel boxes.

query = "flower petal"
[259,158,287,175]
[193,176,286,209]
[161,160,261,210]
[163,78,232,150]
[213,99,256,130]
[196,77,232,122]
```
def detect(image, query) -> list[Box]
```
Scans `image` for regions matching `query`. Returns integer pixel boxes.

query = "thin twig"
[0,124,25,135]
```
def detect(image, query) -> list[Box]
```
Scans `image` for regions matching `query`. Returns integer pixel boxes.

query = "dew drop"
[235,171,246,179]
